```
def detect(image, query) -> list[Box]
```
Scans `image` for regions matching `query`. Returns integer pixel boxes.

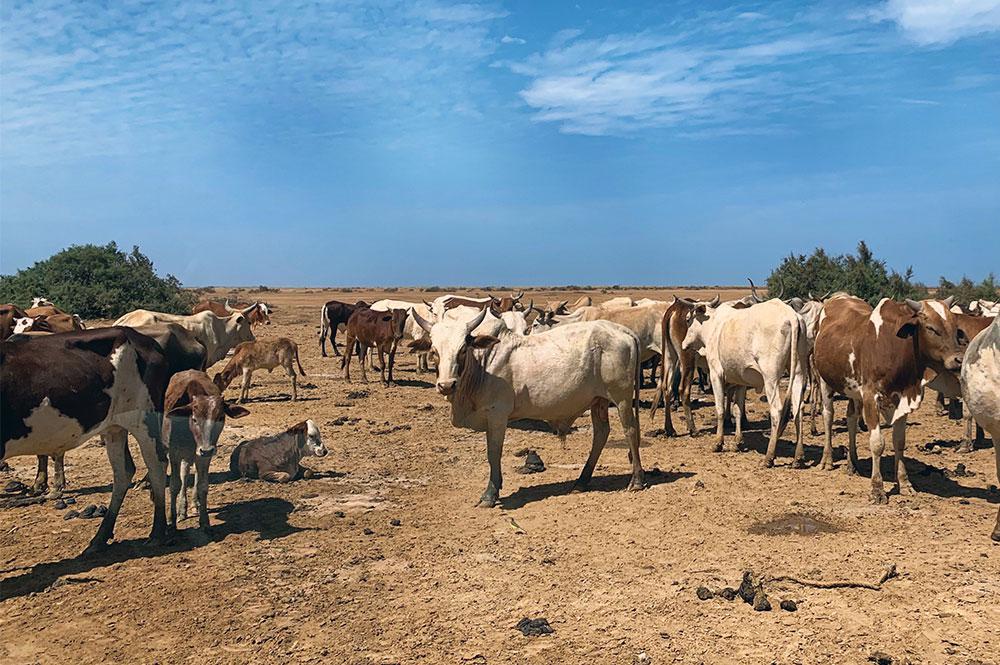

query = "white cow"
[115,308,256,366]
[413,308,645,507]
[960,318,1000,541]
[442,305,532,336]
[683,298,809,467]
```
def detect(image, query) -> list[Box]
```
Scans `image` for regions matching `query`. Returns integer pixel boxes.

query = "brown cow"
[814,296,967,503]
[163,370,249,531]
[0,304,27,340]
[192,299,271,327]
[319,299,369,357]
[341,308,409,385]
[213,337,306,402]
[229,420,327,482]
[13,312,86,334]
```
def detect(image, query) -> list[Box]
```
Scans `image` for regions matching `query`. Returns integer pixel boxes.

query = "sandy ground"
[1,287,998,665]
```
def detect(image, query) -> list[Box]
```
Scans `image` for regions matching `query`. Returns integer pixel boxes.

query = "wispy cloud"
[501,35,526,45]
[870,0,1000,45]
[0,0,507,165]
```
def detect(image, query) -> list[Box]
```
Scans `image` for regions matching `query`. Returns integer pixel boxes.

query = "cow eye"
[926,326,941,336]
[957,329,968,344]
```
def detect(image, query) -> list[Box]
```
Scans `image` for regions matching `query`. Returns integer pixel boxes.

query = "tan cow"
[213,338,306,402]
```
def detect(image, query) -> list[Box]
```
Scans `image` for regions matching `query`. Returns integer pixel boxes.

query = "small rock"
[738,571,756,603]
[517,450,545,474]
[514,617,553,637]
[752,590,771,612]
[719,587,737,601]
[390,519,401,527]
[868,652,893,665]
[363,528,374,535]
[695,586,714,600]
[64,510,79,520]
[635,653,651,664]
[53,499,67,510]
[959,499,970,505]
[64,497,76,505]
[334,511,345,518]
[780,599,797,612]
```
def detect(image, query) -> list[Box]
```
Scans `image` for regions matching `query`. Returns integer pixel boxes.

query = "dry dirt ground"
[1,287,998,665]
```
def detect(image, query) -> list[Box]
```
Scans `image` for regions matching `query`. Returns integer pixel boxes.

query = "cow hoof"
[45,489,63,500]
[991,526,1000,542]
[844,464,859,477]
[792,458,807,470]
[81,540,108,557]
[957,443,973,454]
[476,490,499,508]
[819,460,834,471]
[571,481,590,493]
[897,483,917,496]
[759,458,774,469]
[870,490,888,505]
[626,479,645,492]
[713,442,724,453]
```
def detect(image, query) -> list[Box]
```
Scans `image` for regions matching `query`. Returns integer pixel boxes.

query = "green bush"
[0,242,195,319]
[934,274,998,303]
[766,241,927,305]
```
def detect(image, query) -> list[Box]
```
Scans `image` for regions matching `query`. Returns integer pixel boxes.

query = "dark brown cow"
[814,296,967,503]
[163,370,248,531]
[487,291,525,312]
[1,327,171,554]
[229,420,327,482]
[319,299,369,357]
[341,308,409,385]
[213,337,306,402]
[0,304,27,340]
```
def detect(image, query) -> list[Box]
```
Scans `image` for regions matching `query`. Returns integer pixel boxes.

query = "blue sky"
[1,0,998,286]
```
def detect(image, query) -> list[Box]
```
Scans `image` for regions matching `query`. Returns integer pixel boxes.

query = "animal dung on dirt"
[696,586,714,600]
[514,617,554,637]
[780,599,798,612]
[516,450,546,474]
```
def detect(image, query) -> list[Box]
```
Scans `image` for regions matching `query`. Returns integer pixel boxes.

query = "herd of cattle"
[1,285,998,562]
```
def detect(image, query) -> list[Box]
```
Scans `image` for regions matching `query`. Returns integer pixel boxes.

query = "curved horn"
[905,298,922,313]
[774,276,784,300]
[709,294,721,307]
[942,295,955,309]
[512,290,524,301]
[747,278,763,303]
[677,296,697,306]
[240,302,258,316]
[224,299,237,313]
[465,307,489,333]
[526,299,533,312]
[412,309,435,333]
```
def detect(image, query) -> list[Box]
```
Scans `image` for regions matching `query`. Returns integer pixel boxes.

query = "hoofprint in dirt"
[1,287,997,665]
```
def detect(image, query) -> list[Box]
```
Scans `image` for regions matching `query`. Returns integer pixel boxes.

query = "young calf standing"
[229,420,327,482]
[213,337,306,402]
[164,370,249,531]
[341,308,409,385]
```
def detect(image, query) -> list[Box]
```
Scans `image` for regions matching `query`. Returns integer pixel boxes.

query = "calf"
[341,308,409,384]
[1,327,170,554]
[0,304,27,340]
[960,318,1000,541]
[319,299,369,357]
[163,370,249,531]
[814,296,966,503]
[229,420,327,482]
[214,337,306,402]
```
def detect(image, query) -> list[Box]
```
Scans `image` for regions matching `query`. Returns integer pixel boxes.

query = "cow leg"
[991,427,1000,541]
[862,397,887,504]
[789,371,806,469]
[662,351,678,436]
[132,417,168,545]
[618,391,645,492]
[819,380,836,470]
[178,458,191,521]
[359,343,370,383]
[809,366,821,436]
[45,454,66,499]
[168,451,181,530]
[194,454,211,531]
[681,358,696,436]
[892,415,915,496]
[387,344,398,385]
[84,428,134,554]
[31,455,48,495]
[710,370,726,453]
[575,399,610,490]
[935,391,947,416]
[377,346,387,385]
[761,378,784,468]
[330,325,341,357]
[845,399,861,476]
[287,363,298,401]
[478,418,506,508]
[958,411,974,454]
[341,333,353,381]
[732,386,747,449]
[240,369,252,403]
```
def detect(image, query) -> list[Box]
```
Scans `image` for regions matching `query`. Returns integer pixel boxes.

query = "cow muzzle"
[197,446,216,457]
[945,355,963,372]
[436,380,456,396]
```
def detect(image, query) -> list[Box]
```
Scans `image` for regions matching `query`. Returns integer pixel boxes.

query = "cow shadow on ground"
[500,469,693,511]
[508,419,557,433]
[392,378,435,389]
[240,394,321,403]
[0,497,303,601]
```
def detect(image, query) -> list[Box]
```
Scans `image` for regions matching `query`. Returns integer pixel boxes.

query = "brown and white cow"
[341,308,409,385]
[13,312,86,334]
[213,337,306,402]
[319,299,369,357]
[814,296,966,503]
[163,370,249,531]
[192,299,272,327]
[0,304,28,340]
[1,327,171,554]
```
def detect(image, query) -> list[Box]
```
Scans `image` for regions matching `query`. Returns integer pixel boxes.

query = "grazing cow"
[413,308,644,507]
[13,312,86,334]
[960,318,1000,541]
[229,420,327,482]
[115,308,255,366]
[814,296,966,503]
[192,300,271,327]
[683,299,809,467]
[213,337,306,402]
[0,304,28,340]
[1,327,170,554]
[163,370,249,531]
[925,312,995,452]
[319,299,369,357]
[341,308,409,384]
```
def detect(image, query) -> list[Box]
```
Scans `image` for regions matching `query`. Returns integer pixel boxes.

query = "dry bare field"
[1,287,998,665]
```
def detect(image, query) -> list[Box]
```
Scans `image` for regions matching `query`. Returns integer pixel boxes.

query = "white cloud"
[501,35,526,45]
[872,0,1000,45]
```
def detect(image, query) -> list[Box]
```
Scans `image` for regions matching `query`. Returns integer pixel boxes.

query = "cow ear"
[468,335,500,349]
[224,403,251,419]
[167,404,193,418]
[896,321,918,339]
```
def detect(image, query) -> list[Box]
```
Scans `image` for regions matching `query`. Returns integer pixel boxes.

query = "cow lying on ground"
[229,420,327,482]
[413,308,645,507]
[163,370,249,531]
[319,299,369,357]
[960,317,1000,541]
[213,337,306,402]
[1,327,170,554]
[341,308,409,385]
[814,296,966,503]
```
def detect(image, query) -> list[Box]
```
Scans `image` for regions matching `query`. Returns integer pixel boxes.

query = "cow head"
[30,297,54,309]
[167,397,249,457]
[413,307,498,396]
[903,297,966,372]
[679,294,721,353]
[224,309,257,344]
[12,317,35,334]
[246,303,272,326]
[389,309,409,340]
[500,303,532,335]
[294,419,327,457]
[489,290,524,313]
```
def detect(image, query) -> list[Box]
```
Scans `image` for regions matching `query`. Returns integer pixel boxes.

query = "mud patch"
[748,513,840,536]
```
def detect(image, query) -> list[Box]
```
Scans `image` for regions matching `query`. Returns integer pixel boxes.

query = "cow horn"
[224,299,237,313]
[241,302,258,316]
[677,296,697,306]
[774,276,784,300]
[747,278,764,303]
[526,299,533,311]
[512,290,524,301]
[423,300,434,310]
[942,295,955,308]
[905,298,922,312]
[412,309,435,333]
[709,294,721,307]
[466,307,489,333]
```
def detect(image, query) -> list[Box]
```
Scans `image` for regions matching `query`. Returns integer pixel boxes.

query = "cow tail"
[784,314,802,428]
[295,345,306,376]
[319,304,329,342]
[634,336,642,432]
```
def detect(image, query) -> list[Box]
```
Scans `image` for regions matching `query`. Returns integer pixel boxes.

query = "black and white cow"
[1,327,171,554]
